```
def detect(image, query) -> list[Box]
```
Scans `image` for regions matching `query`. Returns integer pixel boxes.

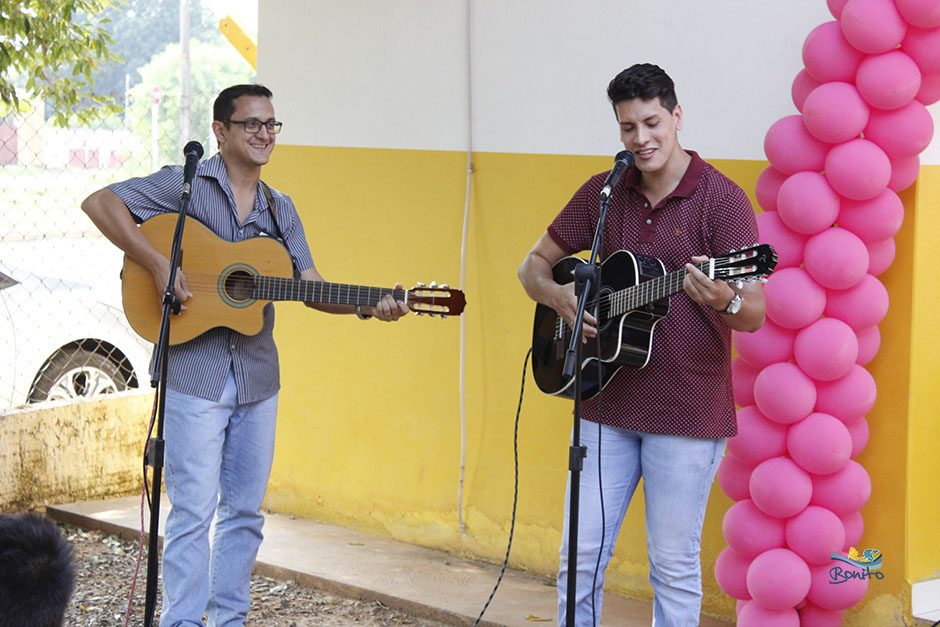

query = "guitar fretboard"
[606,263,706,318]
[254,276,407,306]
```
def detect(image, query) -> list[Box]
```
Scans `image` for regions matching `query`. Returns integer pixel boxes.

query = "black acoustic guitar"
[531,245,777,400]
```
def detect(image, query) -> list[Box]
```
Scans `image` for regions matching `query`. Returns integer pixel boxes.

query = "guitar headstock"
[407,282,466,317]
[711,244,778,283]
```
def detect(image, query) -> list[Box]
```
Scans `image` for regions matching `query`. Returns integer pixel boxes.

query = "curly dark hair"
[0,513,75,626]
[607,63,678,113]
[213,84,274,122]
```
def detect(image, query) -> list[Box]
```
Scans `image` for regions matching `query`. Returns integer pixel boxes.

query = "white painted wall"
[259,0,940,162]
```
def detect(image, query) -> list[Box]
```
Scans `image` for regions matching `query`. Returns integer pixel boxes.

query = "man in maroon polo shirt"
[518,63,765,626]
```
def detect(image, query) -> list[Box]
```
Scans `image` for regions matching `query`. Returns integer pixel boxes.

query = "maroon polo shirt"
[547,151,758,438]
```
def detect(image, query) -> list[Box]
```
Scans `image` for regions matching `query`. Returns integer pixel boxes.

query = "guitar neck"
[255,276,406,307]
[607,264,702,317]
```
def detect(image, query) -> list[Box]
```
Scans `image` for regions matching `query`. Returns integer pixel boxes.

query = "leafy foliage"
[88,0,221,98]
[0,0,122,125]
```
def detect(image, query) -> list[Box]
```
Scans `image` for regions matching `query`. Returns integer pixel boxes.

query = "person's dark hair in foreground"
[0,512,76,627]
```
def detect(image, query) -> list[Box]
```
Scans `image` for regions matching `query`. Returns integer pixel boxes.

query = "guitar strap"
[259,181,285,244]
[259,180,300,278]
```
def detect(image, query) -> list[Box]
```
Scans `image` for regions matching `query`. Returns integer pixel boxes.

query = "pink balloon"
[841,511,865,549]
[718,453,754,502]
[888,154,921,191]
[808,559,869,609]
[764,267,827,329]
[838,189,905,243]
[792,69,822,112]
[855,50,922,110]
[840,0,908,54]
[802,82,870,143]
[815,364,877,422]
[903,25,940,75]
[733,357,759,407]
[864,100,935,159]
[855,325,882,365]
[794,318,859,381]
[828,0,850,19]
[764,116,831,175]
[896,0,940,27]
[777,172,841,234]
[735,320,796,369]
[738,601,799,627]
[803,228,870,290]
[866,238,896,276]
[756,211,808,269]
[750,457,814,518]
[756,166,789,212]
[754,362,817,424]
[799,602,844,626]
[786,505,847,565]
[825,274,890,329]
[845,415,871,458]
[788,412,853,474]
[803,22,865,83]
[715,546,753,600]
[811,460,872,516]
[728,405,790,466]
[748,548,812,610]
[916,72,940,105]
[824,139,891,200]
[724,499,787,558]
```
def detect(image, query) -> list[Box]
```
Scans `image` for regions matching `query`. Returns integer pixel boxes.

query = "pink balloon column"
[718,2,940,624]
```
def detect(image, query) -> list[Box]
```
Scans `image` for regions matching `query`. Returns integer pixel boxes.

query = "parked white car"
[0,262,154,412]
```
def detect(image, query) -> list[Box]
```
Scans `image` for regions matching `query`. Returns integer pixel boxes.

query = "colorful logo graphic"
[829,547,885,583]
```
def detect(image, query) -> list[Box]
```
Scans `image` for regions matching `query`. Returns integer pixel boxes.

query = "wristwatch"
[723,293,744,315]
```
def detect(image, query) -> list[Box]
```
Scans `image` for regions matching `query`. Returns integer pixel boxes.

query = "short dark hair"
[213,84,274,122]
[607,63,678,113]
[0,513,76,627]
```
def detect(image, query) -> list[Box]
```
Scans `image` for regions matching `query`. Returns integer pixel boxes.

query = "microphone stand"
[143,142,203,627]
[562,151,631,626]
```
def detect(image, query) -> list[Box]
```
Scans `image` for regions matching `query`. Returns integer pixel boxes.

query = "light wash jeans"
[557,420,725,627]
[159,368,278,627]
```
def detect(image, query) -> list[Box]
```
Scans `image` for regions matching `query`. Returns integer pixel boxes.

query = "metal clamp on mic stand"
[143,140,204,627]
[562,149,633,626]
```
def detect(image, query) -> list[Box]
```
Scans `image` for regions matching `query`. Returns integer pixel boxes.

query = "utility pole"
[179,0,192,151]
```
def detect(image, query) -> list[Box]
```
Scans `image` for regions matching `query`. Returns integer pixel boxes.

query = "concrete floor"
[47,496,732,627]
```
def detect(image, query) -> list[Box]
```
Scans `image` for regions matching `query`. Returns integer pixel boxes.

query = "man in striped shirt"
[82,84,408,626]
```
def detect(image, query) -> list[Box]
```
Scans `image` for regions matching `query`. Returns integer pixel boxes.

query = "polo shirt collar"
[623,150,705,201]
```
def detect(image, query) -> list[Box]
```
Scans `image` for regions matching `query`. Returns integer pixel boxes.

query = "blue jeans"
[557,420,725,627]
[160,368,278,627]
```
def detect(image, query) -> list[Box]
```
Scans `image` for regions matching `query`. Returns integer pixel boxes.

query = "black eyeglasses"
[227,119,283,134]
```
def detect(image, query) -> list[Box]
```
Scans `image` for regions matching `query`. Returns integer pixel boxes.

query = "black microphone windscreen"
[184,141,204,159]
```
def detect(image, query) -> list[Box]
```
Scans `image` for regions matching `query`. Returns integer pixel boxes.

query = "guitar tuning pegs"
[441,314,448,319]
[440,284,449,289]
[736,280,744,289]
[416,282,426,288]
[430,281,437,288]
[415,311,424,316]
[760,277,768,283]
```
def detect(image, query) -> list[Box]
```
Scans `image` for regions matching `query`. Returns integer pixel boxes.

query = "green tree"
[127,38,254,164]
[88,0,221,98]
[0,0,121,124]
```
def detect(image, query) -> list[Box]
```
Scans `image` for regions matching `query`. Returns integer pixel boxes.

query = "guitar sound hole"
[224,270,256,303]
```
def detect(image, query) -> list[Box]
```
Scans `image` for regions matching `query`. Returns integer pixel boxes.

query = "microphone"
[181,141,204,197]
[599,150,635,201]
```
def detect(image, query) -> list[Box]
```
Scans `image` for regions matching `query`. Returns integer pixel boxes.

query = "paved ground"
[48,496,733,626]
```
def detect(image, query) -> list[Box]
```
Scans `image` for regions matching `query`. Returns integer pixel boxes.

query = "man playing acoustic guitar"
[518,64,766,626]
[81,84,409,626]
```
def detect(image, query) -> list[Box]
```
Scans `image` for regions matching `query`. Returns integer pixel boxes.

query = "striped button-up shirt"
[110,153,315,404]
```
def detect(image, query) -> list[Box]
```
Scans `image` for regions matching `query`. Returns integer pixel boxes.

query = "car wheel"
[28,347,129,403]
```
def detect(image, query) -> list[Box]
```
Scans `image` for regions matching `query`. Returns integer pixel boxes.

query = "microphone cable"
[471,347,530,626]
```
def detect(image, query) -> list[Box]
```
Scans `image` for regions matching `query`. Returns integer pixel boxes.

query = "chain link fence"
[0,88,219,412]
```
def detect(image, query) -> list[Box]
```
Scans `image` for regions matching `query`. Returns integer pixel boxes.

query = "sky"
[202,0,257,36]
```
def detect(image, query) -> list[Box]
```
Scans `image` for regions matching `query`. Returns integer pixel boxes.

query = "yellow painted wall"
[907,165,940,585]
[261,145,932,620]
